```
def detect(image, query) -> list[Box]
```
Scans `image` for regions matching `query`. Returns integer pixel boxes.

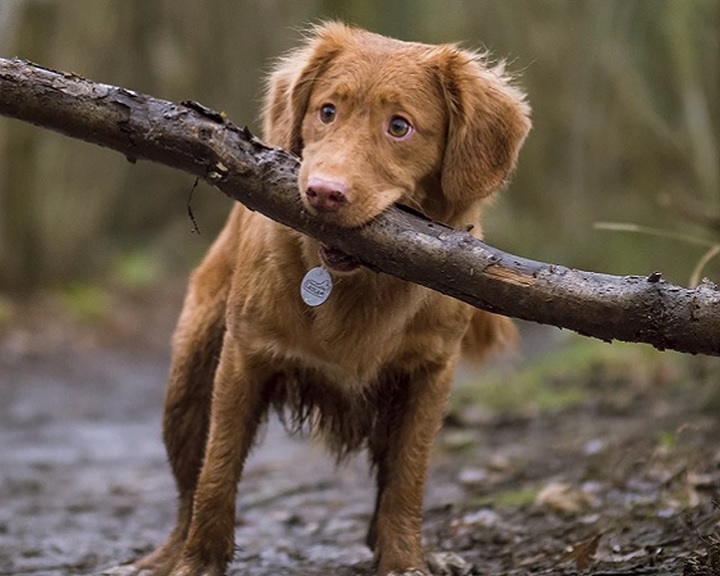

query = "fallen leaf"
[536,481,594,514]
[561,533,602,570]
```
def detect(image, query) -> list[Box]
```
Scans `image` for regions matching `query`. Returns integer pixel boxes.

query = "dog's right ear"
[262,23,346,155]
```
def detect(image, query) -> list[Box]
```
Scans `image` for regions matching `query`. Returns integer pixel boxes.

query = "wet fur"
[133,22,530,576]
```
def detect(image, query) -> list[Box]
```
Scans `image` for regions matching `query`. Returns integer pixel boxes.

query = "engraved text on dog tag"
[301,266,333,306]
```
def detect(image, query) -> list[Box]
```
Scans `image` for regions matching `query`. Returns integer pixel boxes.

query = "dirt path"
[1,294,719,576]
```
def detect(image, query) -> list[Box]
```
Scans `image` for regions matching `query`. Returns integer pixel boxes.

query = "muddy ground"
[1,287,720,576]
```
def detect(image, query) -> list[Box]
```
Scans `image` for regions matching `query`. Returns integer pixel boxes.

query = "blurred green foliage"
[60,282,110,321]
[453,335,684,416]
[0,0,718,291]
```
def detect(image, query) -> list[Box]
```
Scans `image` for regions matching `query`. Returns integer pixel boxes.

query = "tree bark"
[1,57,718,356]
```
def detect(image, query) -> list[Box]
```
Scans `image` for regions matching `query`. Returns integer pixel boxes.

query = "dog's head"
[263,22,531,270]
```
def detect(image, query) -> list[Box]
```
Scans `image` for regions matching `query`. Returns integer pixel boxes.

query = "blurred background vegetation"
[0,0,718,293]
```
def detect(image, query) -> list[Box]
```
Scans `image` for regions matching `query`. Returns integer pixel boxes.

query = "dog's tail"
[461,310,518,362]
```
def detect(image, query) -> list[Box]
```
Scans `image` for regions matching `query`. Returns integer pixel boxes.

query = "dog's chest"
[285,304,405,385]
[258,282,425,387]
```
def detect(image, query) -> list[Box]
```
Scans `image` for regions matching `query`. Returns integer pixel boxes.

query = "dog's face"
[297,44,448,229]
[263,23,531,271]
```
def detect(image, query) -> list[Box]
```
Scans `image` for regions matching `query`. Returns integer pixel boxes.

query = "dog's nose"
[306,177,348,212]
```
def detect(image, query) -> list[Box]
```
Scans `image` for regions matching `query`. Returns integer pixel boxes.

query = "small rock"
[582,438,606,456]
[454,508,501,529]
[458,467,488,487]
[426,551,473,576]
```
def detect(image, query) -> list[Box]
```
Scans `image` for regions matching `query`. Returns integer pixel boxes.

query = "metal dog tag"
[301,266,333,306]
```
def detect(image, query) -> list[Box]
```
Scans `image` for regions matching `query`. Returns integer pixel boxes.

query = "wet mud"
[1,294,719,576]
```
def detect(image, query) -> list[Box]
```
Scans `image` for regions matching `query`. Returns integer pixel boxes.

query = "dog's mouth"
[319,244,361,273]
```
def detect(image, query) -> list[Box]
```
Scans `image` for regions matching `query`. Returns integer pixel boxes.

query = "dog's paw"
[425,552,473,576]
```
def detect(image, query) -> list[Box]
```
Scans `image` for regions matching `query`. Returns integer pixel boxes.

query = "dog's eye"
[319,103,336,124]
[387,115,413,139]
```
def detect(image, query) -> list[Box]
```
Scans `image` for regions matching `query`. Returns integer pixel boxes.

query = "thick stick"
[1,57,718,356]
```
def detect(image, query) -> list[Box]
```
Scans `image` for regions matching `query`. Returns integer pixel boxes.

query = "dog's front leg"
[370,364,455,576]
[169,336,269,576]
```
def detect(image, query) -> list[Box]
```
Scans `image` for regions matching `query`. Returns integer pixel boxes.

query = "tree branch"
[1,57,718,356]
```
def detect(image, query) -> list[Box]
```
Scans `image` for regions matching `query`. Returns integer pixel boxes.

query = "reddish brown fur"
[132,22,530,576]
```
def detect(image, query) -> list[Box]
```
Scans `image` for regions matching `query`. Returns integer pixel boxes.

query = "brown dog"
[132,22,530,576]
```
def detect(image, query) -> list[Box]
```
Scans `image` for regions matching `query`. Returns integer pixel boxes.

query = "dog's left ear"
[434,48,531,204]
